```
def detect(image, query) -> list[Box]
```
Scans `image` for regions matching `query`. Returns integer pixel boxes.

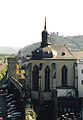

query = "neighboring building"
[71,52,83,98]
[77,59,83,97]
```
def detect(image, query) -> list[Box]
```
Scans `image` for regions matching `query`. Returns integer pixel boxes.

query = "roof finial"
[44,17,46,30]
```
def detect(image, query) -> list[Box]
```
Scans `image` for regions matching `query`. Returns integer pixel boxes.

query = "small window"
[61,52,66,56]
[46,51,48,54]
[82,69,83,74]
[46,51,50,54]
[82,80,83,85]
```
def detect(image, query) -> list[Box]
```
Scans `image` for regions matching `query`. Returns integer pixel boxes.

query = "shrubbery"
[25,108,37,120]
[0,66,7,81]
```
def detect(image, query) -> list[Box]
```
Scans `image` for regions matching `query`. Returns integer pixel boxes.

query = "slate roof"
[31,44,76,60]
[71,51,83,59]
[49,44,76,59]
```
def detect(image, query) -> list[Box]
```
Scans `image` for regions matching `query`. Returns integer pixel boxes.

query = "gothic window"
[52,63,56,78]
[45,66,50,91]
[32,65,39,91]
[62,65,67,87]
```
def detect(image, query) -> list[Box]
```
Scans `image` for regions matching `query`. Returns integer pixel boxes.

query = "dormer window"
[46,51,50,54]
[61,52,66,56]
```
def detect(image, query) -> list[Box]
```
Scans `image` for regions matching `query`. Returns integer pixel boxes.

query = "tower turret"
[41,17,50,47]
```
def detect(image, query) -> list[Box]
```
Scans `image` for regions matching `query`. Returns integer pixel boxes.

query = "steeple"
[41,17,50,47]
[44,17,46,30]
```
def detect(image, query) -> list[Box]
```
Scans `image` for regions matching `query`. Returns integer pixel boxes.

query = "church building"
[25,18,83,117]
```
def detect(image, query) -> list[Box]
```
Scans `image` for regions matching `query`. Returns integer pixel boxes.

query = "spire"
[44,17,46,30]
[41,17,50,47]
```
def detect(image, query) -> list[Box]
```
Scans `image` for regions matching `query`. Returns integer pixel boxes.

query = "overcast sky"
[0,0,83,48]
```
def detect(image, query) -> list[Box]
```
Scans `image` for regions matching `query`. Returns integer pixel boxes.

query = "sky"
[0,0,83,48]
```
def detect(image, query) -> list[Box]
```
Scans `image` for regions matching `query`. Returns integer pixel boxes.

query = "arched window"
[32,65,39,91]
[62,65,67,87]
[45,66,50,91]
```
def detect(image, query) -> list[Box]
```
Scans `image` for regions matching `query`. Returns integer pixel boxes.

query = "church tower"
[41,17,50,47]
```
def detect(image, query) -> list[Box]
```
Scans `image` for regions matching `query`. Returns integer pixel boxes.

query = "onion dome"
[31,45,57,60]
[31,18,55,60]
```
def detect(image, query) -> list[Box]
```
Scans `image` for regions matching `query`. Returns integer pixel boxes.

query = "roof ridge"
[64,44,75,58]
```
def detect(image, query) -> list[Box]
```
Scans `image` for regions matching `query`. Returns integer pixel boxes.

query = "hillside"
[19,33,83,57]
[0,47,20,54]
